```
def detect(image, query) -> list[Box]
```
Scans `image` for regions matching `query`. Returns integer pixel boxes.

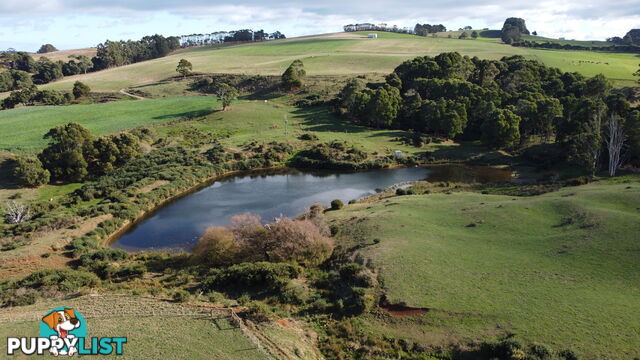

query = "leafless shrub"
[4,201,31,224]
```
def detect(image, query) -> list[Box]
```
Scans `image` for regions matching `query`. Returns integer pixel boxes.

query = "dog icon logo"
[40,307,86,357]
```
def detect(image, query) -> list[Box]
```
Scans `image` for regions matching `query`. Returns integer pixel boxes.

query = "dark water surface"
[112,165,511,251]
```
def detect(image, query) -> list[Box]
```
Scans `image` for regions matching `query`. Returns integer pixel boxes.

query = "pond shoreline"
[106,163,515,251]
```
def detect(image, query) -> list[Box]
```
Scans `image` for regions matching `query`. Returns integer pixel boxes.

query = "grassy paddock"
[0,96,216,153]
[326,177,640,359]
[0,295,266,359]
[29,32,639,93]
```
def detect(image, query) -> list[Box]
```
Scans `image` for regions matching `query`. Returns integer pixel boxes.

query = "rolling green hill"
[326,178,640,358]
[34,31,639,94]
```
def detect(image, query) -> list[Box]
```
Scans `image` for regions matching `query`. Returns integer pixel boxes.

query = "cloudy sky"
[1,0,639,51]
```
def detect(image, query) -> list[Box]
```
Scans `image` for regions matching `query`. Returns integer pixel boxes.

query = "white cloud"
[0,0,638,50]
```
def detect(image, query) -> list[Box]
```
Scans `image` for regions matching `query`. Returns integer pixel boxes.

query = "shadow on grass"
[152,109,216,120]
[291,106,375,134]
[0,157,19,190]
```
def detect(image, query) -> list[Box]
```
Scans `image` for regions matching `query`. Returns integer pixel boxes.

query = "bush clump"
[330,199,344,210]
[202,262,300,295]
[13,156,50,187]
[172,289,190,302]
[193,214,334,267]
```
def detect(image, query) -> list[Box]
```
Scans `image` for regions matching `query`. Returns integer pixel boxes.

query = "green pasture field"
[0,96,216,153]
[31,31,638,94]
[326,177,640,359]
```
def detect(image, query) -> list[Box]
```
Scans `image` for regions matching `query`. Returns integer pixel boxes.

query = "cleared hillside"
[326,178,640,358]
[38,31,639,93]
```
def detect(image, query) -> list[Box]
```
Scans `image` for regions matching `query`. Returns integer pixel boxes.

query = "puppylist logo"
[7,307,127,356]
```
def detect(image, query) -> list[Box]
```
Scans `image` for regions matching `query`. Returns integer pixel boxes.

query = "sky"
[1,0,639,52]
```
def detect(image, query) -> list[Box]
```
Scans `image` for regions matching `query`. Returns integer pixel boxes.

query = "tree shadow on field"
[0,157,19,190]
[152,109,216,120]
[291,106,373,134]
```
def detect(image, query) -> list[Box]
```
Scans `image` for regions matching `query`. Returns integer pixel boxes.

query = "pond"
[111,165,512,251]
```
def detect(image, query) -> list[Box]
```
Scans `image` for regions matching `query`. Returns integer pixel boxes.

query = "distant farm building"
[368,33,378,38]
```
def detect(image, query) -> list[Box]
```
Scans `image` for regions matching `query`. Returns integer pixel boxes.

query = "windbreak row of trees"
[335,52,640,175]
[92,34,181,70]
[413,24,448,36]
[178,29,285,47]
[0,34,178,87]
[343,23,414,34]
[343,23,449,36]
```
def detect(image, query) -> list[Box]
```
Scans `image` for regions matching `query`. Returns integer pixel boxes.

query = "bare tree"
[4,201,31,224]
[605,114,625,177]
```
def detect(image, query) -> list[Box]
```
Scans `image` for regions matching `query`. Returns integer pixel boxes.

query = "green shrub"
[5,291,39,307]
[330,199,344,210]
[72,81,91,99]
[13,156,50,187]
[202,262,300,294]
[558,349,580,360]
[172,289,190,302]
[18,269,100,291]
[79,248,128,267]
[244,301,273,322]
[299,133,319,141]
[67,236,100,257]
[528,343,552,360]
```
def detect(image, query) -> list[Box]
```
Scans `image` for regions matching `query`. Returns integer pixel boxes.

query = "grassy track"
[326,177,640,359]
[0,96,216,153]
[35,32,639,93]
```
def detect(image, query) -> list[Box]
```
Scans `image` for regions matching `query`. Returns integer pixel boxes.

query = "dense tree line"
[1,81,90,109]
[10,123,142,184]
[92,34,180,70]
[414,24,447,36]
[335,52,640,173]
[0,69,32,92]
[178,29,285,47]
[343,23,413,34]
[512,40,640,53]
[1,85,72,109]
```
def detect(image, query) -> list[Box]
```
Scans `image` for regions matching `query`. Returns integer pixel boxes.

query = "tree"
[13,157,50,187]
[39,122,94,182]
[532,31,538,36]
[471,31,479,39]
[192,227,240,266]
[502,17,530,35]
[214,83,238,111]
[176,59,193,78]
[281,59,306,91]
[634,64,640,84]
[604,115,625,176]
[564,102,605,174]
[33,58,63,84]
[37,44,58,54]
[501,25,522,44]
[72,81,91,99]
[366,85,401,128]
[71,55,92,74]
[481,107,521,149]
[459,32,469,39]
